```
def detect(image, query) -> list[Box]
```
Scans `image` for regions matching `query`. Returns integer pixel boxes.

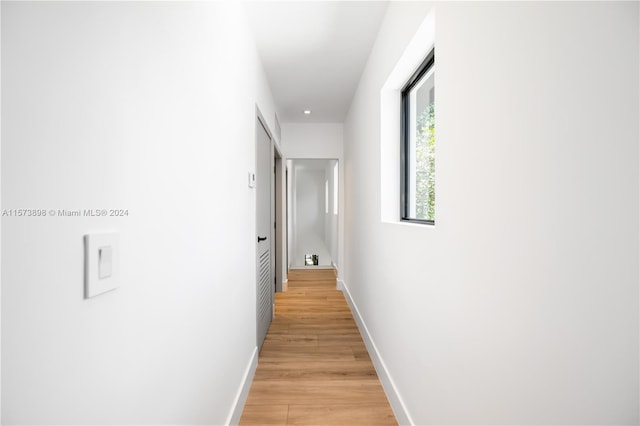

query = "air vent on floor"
[305,254,319,266]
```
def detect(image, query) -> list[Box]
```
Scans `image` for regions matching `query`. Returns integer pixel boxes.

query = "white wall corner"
[226,347,258,426]
[340,281,413,425]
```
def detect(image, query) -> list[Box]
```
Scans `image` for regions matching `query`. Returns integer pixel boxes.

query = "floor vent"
[305,254,319,266]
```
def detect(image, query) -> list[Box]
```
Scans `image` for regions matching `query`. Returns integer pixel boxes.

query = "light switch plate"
[85,232,119,299]
[248,171,256,188]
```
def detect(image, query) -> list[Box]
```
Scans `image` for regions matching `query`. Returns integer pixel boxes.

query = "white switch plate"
[85,232,119,299]
[248,171,256,188]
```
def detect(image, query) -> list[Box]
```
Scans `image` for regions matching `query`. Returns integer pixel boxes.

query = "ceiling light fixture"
[303,110,312,115]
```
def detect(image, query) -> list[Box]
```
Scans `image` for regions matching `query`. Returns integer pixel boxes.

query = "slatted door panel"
[257,250,272,348]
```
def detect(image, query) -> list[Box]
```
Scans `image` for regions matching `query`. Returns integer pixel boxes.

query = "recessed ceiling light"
[303,110,312,115]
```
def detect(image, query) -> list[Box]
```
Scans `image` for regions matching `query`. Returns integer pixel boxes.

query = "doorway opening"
[287,159,339,270]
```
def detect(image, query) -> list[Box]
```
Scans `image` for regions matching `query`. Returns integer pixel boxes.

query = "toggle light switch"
[98,246,112,279]
[85,232,119,299]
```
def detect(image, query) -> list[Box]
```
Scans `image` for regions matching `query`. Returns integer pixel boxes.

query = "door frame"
[274,145,286,293]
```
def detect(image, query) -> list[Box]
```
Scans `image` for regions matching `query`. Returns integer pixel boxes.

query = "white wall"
[2,2,277,424]
[282,123,343,160]
[344,2,639,425]
[282,123,344,277]
[0,2,3,420]
[0,3,3,424]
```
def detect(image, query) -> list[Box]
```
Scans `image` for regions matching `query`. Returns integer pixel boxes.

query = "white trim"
[226,346,258,426]
[288,265,333,270]
[332,261,341,289]
[341,281,413,426]
[282,278,288,292]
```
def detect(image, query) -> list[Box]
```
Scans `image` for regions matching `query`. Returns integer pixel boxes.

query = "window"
[325,179,329,214]
[401,49,435,224]
[332,163,338,215]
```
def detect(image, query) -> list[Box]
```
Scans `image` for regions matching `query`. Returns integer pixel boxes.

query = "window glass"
[402,51,435,223]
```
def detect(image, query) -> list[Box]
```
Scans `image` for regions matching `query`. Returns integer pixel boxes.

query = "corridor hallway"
[240,269,397,425]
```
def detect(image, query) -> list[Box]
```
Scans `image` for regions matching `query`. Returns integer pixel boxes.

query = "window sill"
[381,219,436,229]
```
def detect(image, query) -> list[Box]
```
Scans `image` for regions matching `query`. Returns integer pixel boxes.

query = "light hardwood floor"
[240,269,397,426]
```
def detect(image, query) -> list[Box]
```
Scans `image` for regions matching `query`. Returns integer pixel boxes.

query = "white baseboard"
[226,346,258,426]
[289,265,333,270]
[333,263,342,290]
[340,281,413,426]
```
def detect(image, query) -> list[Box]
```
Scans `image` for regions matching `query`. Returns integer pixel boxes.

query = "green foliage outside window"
[414,103,435,221]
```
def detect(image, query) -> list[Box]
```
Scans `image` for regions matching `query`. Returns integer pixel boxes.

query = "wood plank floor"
[240,269,397,426]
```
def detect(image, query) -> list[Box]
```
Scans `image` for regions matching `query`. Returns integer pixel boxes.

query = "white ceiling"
[246,1,389,123]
